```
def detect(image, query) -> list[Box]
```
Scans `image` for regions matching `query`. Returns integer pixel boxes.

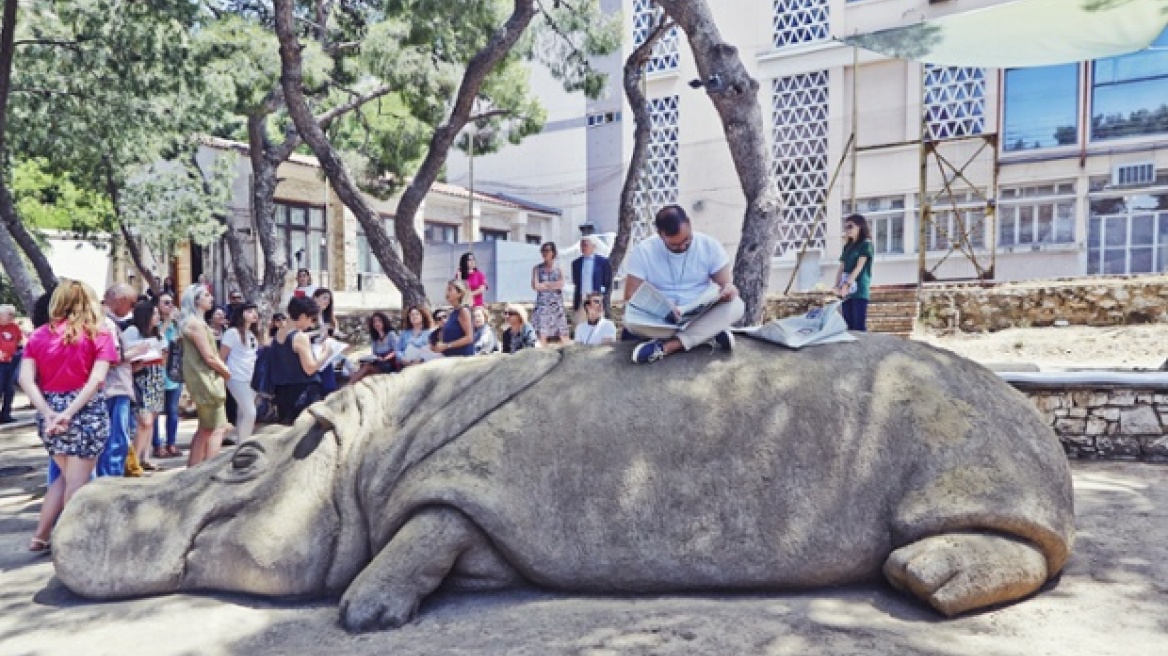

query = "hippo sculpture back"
[53,336,1074,632]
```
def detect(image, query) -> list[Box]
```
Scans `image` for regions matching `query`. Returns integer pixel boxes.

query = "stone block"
[1088,393,1112,408]
[1143,436,1168,459]
[1119,406,1163,435]
[1054,418,1086,435]
[1085,418,1109,436]
[1154,394,1168,404]
[1094,407,1121,421]
[1110,391,1137,406]
[1067,408,1088,418]
[1096,436,1141,458]
[1062,434,1095,448]
[1070,391,1093,407]
[1136,394,1154,404]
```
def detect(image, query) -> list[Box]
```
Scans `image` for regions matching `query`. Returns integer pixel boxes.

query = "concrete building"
[446,0,1168,292]
[139,138,563,311]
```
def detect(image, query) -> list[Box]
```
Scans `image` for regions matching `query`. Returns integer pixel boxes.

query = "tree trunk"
[105,168,161,294]
[0,0,54,295]
[274,0,434,308]
[0,218,41,312]
[655,0,782,325]
[243,112,295,322]
[381,0,538,278]
[612,19,673,275]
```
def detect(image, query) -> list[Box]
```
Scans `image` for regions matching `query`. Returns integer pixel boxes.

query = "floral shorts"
[133,365,166,415]
[37,389,109,459]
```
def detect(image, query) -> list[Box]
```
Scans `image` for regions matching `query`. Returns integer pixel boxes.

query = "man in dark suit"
[571,235,614,323]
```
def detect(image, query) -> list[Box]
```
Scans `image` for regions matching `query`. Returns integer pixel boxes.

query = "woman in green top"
[179,284,231,467]
[834,214,875,331]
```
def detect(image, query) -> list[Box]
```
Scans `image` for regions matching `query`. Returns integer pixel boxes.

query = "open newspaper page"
[739,301,857,349]
[625,283,722,331]
[312,338,351,368]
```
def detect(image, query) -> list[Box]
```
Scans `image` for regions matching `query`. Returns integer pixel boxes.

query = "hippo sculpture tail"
[52,334,1074,632]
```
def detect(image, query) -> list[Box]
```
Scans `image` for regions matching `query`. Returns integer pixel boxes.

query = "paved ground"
[1,404,1165,656]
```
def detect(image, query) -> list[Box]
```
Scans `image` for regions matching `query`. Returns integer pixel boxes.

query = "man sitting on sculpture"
[624,205,744,364]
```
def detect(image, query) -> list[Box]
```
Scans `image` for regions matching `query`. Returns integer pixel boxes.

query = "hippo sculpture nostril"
[51,338,1075,632]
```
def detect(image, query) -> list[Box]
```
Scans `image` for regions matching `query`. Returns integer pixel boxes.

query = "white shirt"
[220,328,258,382]
[574,318,617,345]
[625,232,729,307]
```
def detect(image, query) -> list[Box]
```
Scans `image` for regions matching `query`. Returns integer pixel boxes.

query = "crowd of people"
[12,205,873,554]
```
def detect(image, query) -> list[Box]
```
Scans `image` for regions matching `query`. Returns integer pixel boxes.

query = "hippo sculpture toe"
[52,336,1074,632]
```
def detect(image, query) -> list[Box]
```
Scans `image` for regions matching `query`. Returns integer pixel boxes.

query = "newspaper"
[739,301,857,349]
[625,283,723,331]
[402,344,440,363]
[312,338,351,368]
[131,337,167,363]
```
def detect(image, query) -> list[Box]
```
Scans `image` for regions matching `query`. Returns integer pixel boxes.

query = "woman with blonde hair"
[501,304,539,354]
[179,284,231,467]
[432,279,474,358]
[19,279,119,552]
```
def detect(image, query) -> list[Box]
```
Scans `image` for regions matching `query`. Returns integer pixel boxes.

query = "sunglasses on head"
[506,310,520,316]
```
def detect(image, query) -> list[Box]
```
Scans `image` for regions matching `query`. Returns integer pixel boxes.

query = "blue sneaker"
[711,330,735,351]
[632,339,666,364]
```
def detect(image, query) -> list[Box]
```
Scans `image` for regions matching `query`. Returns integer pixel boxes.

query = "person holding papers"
[123,300,167,472]
[833,214,874,332]
[270,296,337,425]
[625,205,743,364]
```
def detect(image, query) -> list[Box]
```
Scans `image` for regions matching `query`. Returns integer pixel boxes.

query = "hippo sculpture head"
[53,336,1074,632]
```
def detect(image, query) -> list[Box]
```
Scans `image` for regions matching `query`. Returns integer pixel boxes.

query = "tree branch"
[391,0,538,276]
[611,17,673,274]
[315,84,392,129]
[273,0,428,306]
[468,108,513,122]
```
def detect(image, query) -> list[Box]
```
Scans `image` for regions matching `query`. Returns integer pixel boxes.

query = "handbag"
[165,337,184,383]
[251,345,275,396]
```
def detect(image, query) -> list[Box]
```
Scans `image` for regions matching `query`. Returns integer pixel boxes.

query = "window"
[772,71,829,255]
[999,183,1076,247]
[1091,28,1168,141]
[274,203,327,273]
[587,112,619,127]
[356,215,397,274]
[773,0,830,49]
[1004,65,1079,152]
[526,235,542,245]
[924,65,986,141]
[632,0,678,73]
[1088,191,1168,274]
[481,229,508,242]
[634,95,680,225]
[424,222,459,244]
[919,193,986,251]
[844,197,905,255]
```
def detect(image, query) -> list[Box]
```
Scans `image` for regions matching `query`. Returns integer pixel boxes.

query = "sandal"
[166,445,183,458]
[29,537,50,553]
[141,460,159,472]
[152,446,167,459]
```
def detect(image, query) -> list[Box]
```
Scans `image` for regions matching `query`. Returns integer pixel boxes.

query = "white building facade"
[450,0,1168,291]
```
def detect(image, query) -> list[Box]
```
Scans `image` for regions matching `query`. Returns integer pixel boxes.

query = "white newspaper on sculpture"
[402,344,440,363]
[312,338,352,368]
[739,301,857,349]
[625,283,722,331]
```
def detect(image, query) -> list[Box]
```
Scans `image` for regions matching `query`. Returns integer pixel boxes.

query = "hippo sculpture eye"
[223,444,265,481]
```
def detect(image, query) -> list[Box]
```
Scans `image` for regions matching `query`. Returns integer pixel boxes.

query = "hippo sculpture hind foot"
[51,337,1074,633]
[884,533,1050,617]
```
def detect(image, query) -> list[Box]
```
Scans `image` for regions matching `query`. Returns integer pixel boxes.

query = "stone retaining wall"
[919,274,1168,332]
[1019,386,1168,462]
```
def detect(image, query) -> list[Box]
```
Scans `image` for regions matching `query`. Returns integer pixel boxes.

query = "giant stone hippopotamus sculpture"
[52,336,1074,632]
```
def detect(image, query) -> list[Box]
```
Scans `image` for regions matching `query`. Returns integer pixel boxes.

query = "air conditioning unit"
[1112,162,1155,187]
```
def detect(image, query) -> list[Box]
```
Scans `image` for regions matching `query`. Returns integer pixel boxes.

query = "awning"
[843,0,1168,68]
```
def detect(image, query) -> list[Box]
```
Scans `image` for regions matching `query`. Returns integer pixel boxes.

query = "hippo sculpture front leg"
[340,506,521,632]
[883,532,1050,616]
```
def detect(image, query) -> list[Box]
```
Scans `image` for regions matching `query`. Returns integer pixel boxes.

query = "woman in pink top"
[19,280,119,552]
[458,252,488,307]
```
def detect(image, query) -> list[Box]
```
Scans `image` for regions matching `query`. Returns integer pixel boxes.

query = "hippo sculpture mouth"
[51,339,1075,632]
